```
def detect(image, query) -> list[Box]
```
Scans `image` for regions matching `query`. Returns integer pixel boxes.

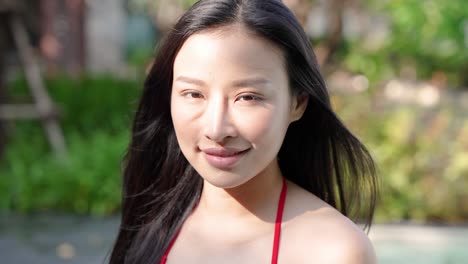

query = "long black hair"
[109,0,378,263]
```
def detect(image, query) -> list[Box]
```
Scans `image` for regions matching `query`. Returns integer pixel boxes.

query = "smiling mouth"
[201,148,250,169]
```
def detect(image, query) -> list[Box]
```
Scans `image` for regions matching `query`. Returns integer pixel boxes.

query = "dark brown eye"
[238,94,261,101]
[183,91,203,99]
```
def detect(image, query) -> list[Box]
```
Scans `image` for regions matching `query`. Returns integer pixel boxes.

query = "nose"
[203,96,237,143]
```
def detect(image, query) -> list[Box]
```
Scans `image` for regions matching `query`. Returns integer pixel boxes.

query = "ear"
[290,94,308,122]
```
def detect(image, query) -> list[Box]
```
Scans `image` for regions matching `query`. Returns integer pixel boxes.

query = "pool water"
[369,224,468,264]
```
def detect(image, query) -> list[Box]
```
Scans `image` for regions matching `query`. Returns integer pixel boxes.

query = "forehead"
[173,25,287,79]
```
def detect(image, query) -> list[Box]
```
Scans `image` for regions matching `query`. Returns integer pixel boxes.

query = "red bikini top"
[160,178,287,264]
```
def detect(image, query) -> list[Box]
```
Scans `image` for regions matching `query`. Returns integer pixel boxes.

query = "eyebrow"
[174,76,206,86]
[231,77,270,88]
[174,76,271,88]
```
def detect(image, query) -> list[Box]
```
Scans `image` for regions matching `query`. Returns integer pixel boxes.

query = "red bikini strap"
[160,228,181,264]
[272,178,287,264]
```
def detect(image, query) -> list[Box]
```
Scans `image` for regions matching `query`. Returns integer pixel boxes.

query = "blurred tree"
[346,0,468,88]
[0,0,87,77]
[0,0,67,157]
[307,0,345,67]
[127,0,191,33]
[0,0,39,158]
[40,0,85,77]
[0,0,20,159]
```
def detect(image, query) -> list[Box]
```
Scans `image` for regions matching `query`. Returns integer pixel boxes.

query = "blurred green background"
[0,0,467,225]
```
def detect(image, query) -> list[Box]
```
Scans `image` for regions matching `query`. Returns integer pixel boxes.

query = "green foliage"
[333,93,468,223]
[343,0,468,87]
[0,76,141,215]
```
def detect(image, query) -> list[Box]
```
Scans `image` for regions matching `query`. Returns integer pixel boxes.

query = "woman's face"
[171,26,306,189]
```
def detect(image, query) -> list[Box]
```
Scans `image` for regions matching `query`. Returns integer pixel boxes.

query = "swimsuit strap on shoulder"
[160,228,181,264]
[271,178,287,264]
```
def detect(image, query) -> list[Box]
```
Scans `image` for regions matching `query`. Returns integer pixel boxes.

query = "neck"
[196,160,284,223]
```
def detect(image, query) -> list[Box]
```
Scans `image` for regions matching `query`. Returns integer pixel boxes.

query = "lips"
[200,147,250,169]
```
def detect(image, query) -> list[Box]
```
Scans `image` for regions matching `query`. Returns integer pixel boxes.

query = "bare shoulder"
[281,181,377,264]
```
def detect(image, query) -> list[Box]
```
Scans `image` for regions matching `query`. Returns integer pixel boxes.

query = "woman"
[110,0,378,263]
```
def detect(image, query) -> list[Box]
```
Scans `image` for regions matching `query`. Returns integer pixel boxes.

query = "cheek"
[171,99,200,146]
[236,104,290,149]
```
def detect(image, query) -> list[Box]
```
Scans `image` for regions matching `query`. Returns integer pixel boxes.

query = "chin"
[199,169,254,189]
